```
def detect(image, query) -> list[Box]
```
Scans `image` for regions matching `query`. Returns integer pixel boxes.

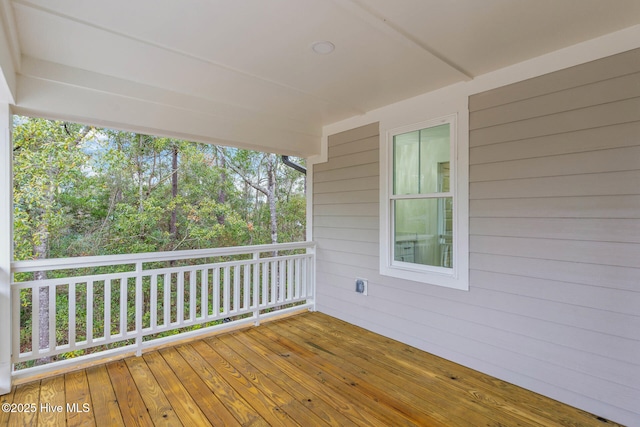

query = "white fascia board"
[16,58,323,157]
[15,75,320,157]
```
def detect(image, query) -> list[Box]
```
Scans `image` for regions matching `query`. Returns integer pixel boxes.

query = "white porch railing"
[10,241,315,381]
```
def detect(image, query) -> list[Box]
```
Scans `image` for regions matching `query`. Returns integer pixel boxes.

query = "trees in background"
[12,116,306,261]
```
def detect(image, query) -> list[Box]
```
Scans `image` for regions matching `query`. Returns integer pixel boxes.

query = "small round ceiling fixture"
[311,41,335,54]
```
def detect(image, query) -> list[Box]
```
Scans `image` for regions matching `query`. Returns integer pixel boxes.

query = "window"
[380,114,468,290]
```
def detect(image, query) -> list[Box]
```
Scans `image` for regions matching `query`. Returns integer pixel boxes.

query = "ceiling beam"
[331,0,474,80]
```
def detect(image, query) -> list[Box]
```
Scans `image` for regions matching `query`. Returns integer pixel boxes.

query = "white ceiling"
[1,0,640,156]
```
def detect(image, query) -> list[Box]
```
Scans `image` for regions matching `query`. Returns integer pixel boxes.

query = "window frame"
[380,113,469,291]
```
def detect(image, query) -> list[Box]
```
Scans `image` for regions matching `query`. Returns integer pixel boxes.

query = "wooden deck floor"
[1,312,621,426]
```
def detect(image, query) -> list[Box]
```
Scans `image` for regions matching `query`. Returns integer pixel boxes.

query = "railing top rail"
[11,241,316,273]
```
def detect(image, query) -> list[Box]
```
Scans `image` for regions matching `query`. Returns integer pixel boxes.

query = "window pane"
[419,124,450,194]
[393,130,419,195]
[394,198,453,268]
[393,124,450,195]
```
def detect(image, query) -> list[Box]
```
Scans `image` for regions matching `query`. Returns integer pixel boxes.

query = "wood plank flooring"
[0,312,623,426]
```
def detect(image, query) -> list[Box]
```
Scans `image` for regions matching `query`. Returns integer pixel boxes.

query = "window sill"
[380,263,469,291]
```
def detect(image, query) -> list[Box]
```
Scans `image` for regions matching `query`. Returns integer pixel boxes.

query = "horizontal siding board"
[470,235,640,268]
[470,146,640,182]
[315,237,378,256]
[313,149,378,172]
[328,135,379,157]
[316,249,378,270]
[314,176,379,194]
[313,203,379,216]
[319,260,640,353]
[313,189,379,205]
[470,121,640,165]
[470,253,639,292]
[470,269,640,317]
[316,259,378,283]
[323,263,640,346]
[470,170,640,199]
[327,122,379,146]
[470,195,640,219]
[313,162,378,183]
[465,288,640,342]
[470,97,640,147]
[314,226,378,242]
[469,48,640,111]
[313,215,378,229]
[470,217,640,243]
[470,72,640,130]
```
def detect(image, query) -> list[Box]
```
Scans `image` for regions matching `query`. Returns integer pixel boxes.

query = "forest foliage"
[13,116,307,262]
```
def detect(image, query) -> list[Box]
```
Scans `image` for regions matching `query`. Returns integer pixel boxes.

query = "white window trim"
[380,112,469,291]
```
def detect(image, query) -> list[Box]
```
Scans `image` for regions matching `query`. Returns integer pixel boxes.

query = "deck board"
[159,346,241,426]
[219,331,359,427]
[37,375,65,427]
[0,312,626,426]
[85,365,124,427]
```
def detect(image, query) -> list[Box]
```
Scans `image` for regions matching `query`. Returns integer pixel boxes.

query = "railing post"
[0,103,13,394]
[308,244,316,312]
[135,261,142,357]
[252,251,260,326]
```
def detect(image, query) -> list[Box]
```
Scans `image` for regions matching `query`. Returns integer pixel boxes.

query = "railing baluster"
[105,279,111,341]
[120,278,126,336]
[135,262,143,355]
[13,287,23,358]
[278,260,285,303]
[189,268,196,323]
[243,264,250,310]
[303,256,309,298]
[150,274,157,330]
[87,280,94,344]
[32,286,39,356]
[223,266,230,316]
[287,259,293,301]
[164,274,170,327]
[69,282,76,350]
[233,265,240,313]
[177,271,184,324]
[200,269,207,321]
[295,258,301,299]
[261,261,268,307]
[252,254,259,310]
[270,261,277,305]
[212,268,219,318]
[48,284,55,353]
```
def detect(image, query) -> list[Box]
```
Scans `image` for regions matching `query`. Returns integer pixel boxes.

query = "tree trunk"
[216,152,226,225]
[35,220,50,365]
[137,134,144,214]
[170,144,178,243]
[267,154,278,246]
